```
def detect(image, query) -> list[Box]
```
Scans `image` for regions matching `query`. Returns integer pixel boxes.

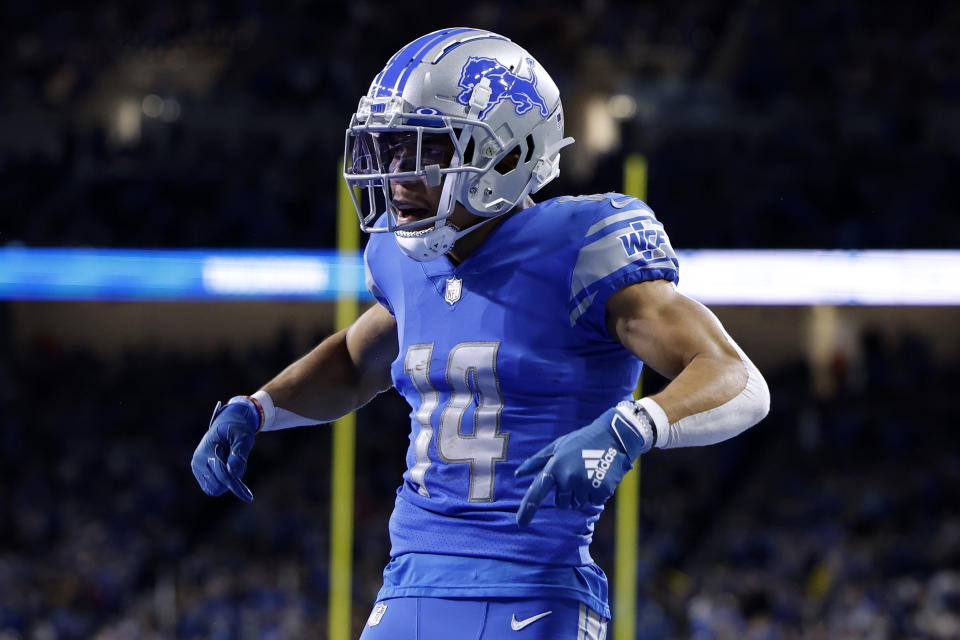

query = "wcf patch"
[618,219,668,261]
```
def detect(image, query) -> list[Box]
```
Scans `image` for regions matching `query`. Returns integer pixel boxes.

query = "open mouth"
[394,204,433,227]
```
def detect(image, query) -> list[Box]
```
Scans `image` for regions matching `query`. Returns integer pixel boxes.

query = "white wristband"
[251,389,319,431]
[635,397,669,448]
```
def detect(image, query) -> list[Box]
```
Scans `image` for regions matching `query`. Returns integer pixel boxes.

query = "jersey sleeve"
[567,199,679,337]
[364,244,395,315]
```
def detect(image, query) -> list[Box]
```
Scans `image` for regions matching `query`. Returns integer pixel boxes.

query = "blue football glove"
[515,401,657,527]
[190,396,262,503]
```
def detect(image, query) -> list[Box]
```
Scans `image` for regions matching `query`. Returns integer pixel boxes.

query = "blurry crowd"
[0,314,957,639]
[626,332,960,639]
[1,0,959,251]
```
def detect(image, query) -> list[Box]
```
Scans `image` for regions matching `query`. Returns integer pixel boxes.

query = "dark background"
[1,1,958,638]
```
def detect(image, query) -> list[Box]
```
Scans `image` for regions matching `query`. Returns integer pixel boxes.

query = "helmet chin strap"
[395,213,500,262]
[396,78,494,263]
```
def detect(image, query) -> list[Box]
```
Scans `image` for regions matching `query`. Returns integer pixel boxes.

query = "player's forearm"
[261,328,388,425]
[649,352,746,423]
[644,345,769,449]
[608,282,769,450]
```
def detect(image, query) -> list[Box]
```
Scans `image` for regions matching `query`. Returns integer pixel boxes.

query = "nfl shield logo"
[367,602,387,627]
[445,277,462,305]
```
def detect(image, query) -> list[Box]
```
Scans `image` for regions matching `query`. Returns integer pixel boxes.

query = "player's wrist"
[251,390,276,431]
[635,397,669,449]
[612,399,665,459]
[249,389,318,431]
[227,395,265,433]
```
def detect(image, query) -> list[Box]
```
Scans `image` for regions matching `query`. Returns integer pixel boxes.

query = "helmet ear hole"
[523,134,535,164]
[494,146,521,175]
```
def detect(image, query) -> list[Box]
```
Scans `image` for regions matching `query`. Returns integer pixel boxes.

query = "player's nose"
[389,175,426,187]
[390,181,427,204]
[389,172,428,191]
[388,151,425,186]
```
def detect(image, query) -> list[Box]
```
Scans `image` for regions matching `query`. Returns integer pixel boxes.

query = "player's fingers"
[516,472,556,527]
[226,450,248,479]
[209,449,254,503]
[200,477,228,497]
[555,490,576,509]
[231,480,254,503]
[587,486,612,506]
[191,455,227,496]
[515,439,560,477]
[208,401,223,427]
[572,485,590,508]
[515,454,549,478]
[195,467,228,496]
[224,429,254,480]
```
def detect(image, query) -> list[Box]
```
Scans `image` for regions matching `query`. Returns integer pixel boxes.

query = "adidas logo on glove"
[582,448,618,488]
[515,400,659,527]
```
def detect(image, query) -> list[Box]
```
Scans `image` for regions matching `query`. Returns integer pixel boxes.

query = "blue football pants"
[358,597,608,640]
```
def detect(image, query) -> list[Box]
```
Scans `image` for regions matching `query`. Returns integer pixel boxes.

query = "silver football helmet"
[343,28,574,261]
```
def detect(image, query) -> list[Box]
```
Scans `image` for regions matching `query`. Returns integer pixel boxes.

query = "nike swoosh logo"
[511,610,553,631]
[610,195,637,208]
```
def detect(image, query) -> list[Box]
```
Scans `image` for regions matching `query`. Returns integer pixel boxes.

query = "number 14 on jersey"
[403,342,509,502]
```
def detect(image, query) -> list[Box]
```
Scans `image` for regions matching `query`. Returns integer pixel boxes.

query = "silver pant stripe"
[577,603,608,640]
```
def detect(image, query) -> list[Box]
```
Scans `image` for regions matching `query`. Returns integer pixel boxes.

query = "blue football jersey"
[364,193,679,614]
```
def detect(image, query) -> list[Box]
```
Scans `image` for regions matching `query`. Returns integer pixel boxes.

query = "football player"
[191,28,770,639]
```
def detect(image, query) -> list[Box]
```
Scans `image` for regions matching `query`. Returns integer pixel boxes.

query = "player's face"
[386,133,482,230]
[383,131,454,175]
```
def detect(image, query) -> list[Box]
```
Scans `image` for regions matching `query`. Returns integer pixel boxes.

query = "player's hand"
[515,401,655,527]
[190,396,262,503]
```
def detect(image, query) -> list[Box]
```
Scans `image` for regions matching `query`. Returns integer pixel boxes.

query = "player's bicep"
[345,302,398,392]
[605,280,738,379]
[567,204,679,335]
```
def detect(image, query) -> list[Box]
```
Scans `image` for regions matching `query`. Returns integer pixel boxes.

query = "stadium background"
[1,1,959,638]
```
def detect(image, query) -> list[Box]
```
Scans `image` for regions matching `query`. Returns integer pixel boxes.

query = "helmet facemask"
[343,96,506,238]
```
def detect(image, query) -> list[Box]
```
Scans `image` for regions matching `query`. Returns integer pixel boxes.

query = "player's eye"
[382,133,416,153]
[420,146,449,165]
[420,134,454,166]
[386,146,416,173]
[379,132,455,173]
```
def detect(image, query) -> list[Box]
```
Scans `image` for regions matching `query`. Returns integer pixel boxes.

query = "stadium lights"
[0,248,958,305]
[0,248,362,301]
[678,250,960,305]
